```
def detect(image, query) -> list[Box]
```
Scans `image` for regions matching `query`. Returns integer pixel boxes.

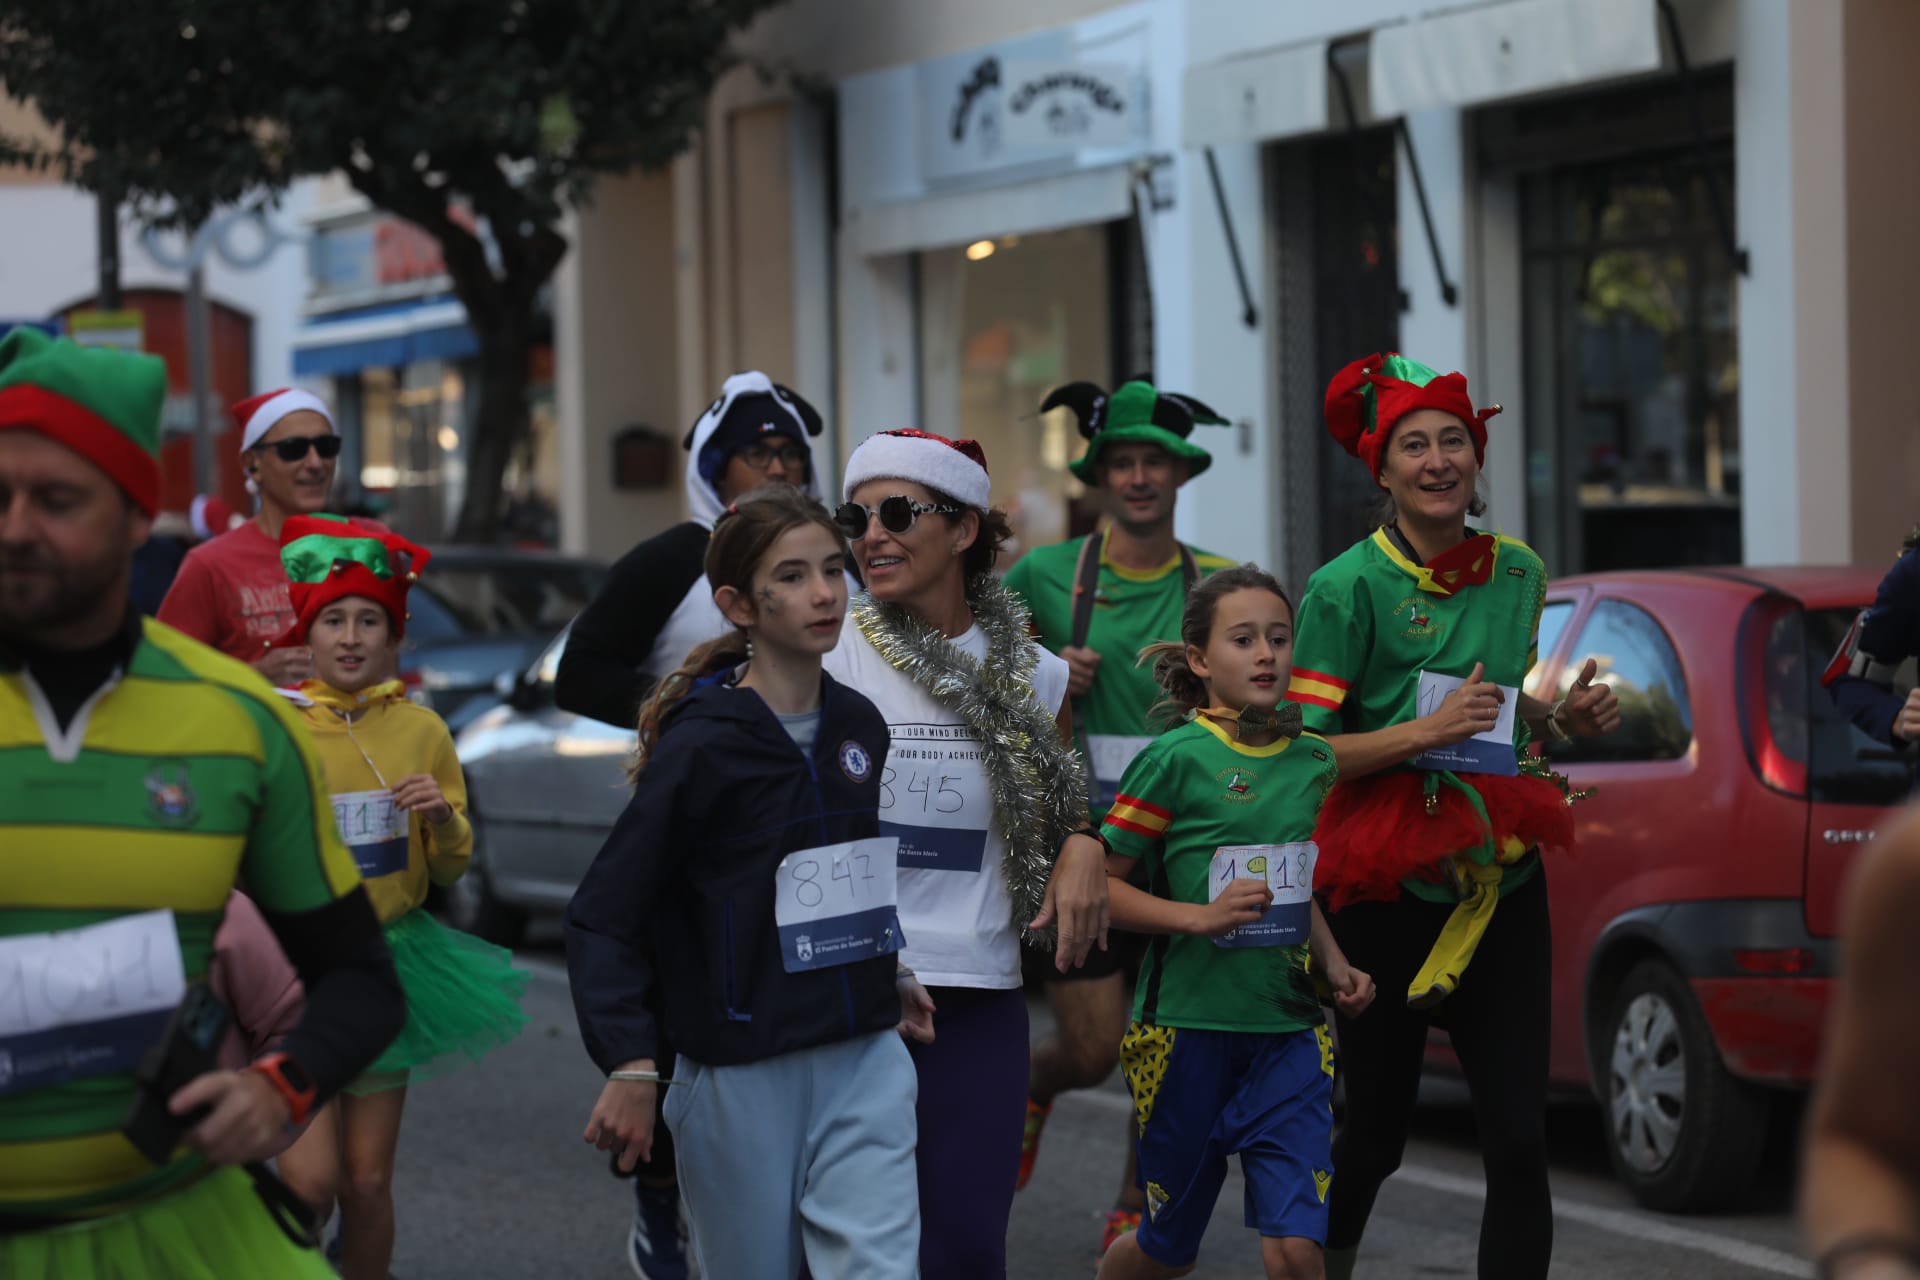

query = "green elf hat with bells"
[1041,378,1230,484]
[0,328,168,515]
[1323,352,1501,478]
[268,513,432,650]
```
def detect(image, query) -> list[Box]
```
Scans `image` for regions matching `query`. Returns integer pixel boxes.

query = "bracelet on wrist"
[1545,699,1572,742]
[609,1069,674,1085]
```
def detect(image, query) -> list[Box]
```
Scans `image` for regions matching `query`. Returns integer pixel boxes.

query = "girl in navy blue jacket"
[566,485,931,1279]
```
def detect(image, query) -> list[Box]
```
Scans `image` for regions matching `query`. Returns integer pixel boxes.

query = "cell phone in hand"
[122,983,231,1165]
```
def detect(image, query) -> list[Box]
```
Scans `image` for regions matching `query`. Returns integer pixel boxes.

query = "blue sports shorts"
[1119,1021,1337,1267]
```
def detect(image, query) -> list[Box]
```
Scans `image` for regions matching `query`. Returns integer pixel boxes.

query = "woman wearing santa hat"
[822,428,1111,1280]
[1286,354,1621,1280]
[158,388,377,682]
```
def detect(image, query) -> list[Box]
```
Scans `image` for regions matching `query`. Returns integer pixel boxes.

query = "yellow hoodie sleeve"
[421,718,473,887]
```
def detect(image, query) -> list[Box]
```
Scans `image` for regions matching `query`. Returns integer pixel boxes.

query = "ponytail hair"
[632,484,848,777]
[1138,563,1294,726]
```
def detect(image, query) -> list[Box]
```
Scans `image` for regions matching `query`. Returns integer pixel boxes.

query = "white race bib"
[332,788,410,878]
[1208,842,1317,949]
[1411,669,1520,776]
[773,837,905,973]
[876,725,993,873]
[1086,734,1155,811]
[0,910,186,1096]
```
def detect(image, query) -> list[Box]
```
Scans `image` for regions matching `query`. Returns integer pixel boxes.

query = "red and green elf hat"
[1041,378,1229,484]
[271,513,433,649]
[0,327,168,515]
[1323,352,1501,478]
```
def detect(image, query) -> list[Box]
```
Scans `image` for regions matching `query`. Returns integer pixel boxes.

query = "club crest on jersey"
[144,763,196,825]
[1214,766,1259,803]
[1395,596,1439,639]
[839,740,873,783]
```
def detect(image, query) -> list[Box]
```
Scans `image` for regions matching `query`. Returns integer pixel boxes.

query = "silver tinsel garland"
[852,577,1090,951]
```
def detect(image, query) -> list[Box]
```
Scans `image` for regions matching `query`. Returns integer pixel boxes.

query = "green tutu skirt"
[0,1166,334,1280]
[350,908,526,1094]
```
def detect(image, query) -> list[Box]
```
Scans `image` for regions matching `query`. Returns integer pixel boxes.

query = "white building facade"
[548,0,1918,576]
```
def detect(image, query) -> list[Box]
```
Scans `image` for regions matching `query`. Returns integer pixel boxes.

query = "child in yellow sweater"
[267,514,525,1280]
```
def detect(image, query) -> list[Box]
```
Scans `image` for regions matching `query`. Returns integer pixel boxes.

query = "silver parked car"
[446,629,632,945]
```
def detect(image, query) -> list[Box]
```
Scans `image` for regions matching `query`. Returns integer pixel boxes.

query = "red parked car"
[1502,566,1915,1211]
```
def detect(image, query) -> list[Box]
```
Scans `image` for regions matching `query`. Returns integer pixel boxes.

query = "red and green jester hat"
[1324,351,1507,594]
[268,513,432,665]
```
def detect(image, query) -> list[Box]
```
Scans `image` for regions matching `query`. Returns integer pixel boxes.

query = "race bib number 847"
[773,837,906,973]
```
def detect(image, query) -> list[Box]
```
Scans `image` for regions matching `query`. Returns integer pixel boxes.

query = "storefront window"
[347,360,474,542]
[917,223,1124,558]
[1522,145,1740,572]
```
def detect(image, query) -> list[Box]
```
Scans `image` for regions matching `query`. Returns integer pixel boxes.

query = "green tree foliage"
[0,0,781,540]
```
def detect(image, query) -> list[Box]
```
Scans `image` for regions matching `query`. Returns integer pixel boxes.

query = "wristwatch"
[246,1052,319,1128]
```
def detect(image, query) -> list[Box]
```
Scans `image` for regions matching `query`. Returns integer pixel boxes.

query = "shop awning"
[1369,0,1662,119]
[842,164,1134,259]
[1182,38,1334,149]
[291,298,476,377]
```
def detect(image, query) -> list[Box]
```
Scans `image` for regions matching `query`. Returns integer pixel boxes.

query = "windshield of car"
[1775,608,1916,806]
[407,561,607,640]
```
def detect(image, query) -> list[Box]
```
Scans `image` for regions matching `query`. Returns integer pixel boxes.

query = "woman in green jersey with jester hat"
[1288,353,1620,1280]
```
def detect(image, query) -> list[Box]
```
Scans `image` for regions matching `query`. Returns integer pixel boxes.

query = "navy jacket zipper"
[798,683,860,1037]
[721,899,751,1022]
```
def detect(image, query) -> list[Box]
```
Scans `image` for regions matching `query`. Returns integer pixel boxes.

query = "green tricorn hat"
[1041,378,1229,484]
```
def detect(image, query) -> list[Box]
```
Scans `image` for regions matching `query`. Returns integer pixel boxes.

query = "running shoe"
[627,1182,696,1280]
[1099,1208,1142,1255]
[1015,1097,1052,1191]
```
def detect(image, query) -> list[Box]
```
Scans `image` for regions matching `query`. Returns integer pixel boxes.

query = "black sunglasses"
[739,440,809,471]
[834,496,964,541]
[262,434,342,463]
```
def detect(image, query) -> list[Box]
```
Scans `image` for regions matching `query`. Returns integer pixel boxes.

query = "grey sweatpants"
[664,1029,920,1279]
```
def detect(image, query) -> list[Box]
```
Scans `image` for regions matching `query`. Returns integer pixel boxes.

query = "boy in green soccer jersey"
[1003,378,1235,1247]
[1095,564,1373,1280]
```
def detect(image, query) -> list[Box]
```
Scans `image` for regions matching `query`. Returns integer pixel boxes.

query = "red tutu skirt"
[1312,769,1575,911]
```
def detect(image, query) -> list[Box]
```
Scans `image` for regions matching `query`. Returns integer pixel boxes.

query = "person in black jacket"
[1824,531,1920,746]
[555,371,830,729]
[567,486,932,1280]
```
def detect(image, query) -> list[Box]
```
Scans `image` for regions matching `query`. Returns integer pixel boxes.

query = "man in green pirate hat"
[1002,376,1236,1250]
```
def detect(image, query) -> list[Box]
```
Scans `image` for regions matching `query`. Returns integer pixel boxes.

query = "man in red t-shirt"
[159,389,360,683]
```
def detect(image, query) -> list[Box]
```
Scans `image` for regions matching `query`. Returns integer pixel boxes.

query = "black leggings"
[1326,868,1553,1279]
